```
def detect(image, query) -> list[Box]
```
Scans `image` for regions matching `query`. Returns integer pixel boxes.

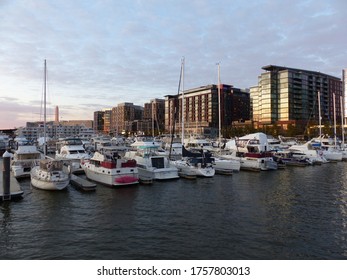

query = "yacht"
[125,140,179,181]
[224,132,278,171]
[11,144,43,178]
[81,149,139,187]
[55,137,91,173]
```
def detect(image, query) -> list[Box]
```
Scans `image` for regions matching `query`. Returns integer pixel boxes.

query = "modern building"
[93,111,105,133]
[165,84,250,138]
[103,109,112,135]
[251,65,343,134]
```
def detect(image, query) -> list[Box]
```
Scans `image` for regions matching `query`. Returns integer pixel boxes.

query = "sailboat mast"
[341,95,345,146]
[44,59,47,157]
[333,93,337,147]
[217,63,221,148]
[181,57,185,146]
[318,91,322,145]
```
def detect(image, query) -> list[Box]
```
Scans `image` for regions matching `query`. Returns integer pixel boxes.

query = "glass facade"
[251,65,343,130]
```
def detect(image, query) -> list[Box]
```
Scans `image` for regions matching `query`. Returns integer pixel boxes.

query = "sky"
[1,0,346,129]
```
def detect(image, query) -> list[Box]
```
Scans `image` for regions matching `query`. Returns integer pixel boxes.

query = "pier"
[1,152,24,201]
[70,174,96,191]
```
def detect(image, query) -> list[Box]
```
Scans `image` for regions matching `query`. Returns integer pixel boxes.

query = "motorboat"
[81,150,139,187]
[224,132,278,171]
[125,140,179,180]
[11,144,43,178]
[55,137,91,173]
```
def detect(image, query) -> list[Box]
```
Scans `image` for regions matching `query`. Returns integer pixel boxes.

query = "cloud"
[1,0,346,128]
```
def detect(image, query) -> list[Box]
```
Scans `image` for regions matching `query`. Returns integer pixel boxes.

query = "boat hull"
[82,165,139,187]
[30,167,69,191]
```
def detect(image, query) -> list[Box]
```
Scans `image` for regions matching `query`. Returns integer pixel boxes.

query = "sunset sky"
[1,0,346,128]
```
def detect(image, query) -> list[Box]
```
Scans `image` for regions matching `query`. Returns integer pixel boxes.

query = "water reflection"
[1,163,347,259]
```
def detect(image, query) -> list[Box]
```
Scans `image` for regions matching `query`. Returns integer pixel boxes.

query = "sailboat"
[169,58,215,178]
[211,63,240,174]
[311,91,342,162]
[30,60,70,190]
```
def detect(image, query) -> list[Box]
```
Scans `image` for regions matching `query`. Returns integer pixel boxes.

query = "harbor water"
[1,162,347,260]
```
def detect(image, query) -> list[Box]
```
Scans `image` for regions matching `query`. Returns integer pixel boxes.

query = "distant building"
[111,102,143,135]
[93,111,105,133]
[251,65,343,133]
[143,98,165,135]
[55,106,59,123]
[17,121,94,141]
[165,84,250,137]
[103,109,112,135]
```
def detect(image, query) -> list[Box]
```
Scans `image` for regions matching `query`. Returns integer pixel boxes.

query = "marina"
[1,157,347,260]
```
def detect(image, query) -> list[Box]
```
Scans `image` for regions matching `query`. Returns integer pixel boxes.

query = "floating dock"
[70,174,97,191]
[0,160,24,201]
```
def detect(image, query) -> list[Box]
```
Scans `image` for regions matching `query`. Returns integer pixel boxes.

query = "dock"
[0,160,24,201]
[70,174,96,191]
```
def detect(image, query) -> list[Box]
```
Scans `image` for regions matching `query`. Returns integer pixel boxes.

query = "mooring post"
[2,150,11,200]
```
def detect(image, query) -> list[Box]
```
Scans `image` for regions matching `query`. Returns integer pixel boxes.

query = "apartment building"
[251,65,343,132]
[143,98,165,135]
[165,84,250,137]
[111,102,143,135]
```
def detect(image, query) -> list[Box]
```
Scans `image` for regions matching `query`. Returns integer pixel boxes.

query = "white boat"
[224,132,278,171]
[310,136,343,162]
[125,140,179,180]
[55,137,91,173]
[81,150,139,187]
[11,144,43,178]
[30,60,70,191]
[0,132,10,156]
[170,145,215,177]
[31,159,70,190]
[288,142,326,164]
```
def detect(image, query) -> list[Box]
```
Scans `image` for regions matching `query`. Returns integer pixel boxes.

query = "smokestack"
[55,106,59,123]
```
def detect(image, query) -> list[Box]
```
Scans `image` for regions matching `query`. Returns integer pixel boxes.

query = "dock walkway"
[70,174,96,191]
[0,159,24,200]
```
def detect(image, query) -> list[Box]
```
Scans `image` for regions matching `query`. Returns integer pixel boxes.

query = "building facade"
[110,102,143,135]
[251,65,343,133]
[165,84,250,137]
[93,111,105,133]
[143,98,165,135]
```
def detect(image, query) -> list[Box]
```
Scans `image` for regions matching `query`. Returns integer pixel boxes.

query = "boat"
[125,140,179,180]
[81,150,139,187]
[288,141,326,164]
[171,146,215,177]
[0,132,10,156]
[31,159,71,190]
[30,60,70,191]
[55,137,91,173]
[224,132,278,171]
[272,150,310,167]
[10,143,43,178]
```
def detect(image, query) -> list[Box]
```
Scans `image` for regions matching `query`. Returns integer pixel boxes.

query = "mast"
[333,93,337,147]
[318,91,322,145]
[169,59,183,159]
[217,62,221,150]
[44,59,47,157]
[181,57,185,145]
[341,95,345,146]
